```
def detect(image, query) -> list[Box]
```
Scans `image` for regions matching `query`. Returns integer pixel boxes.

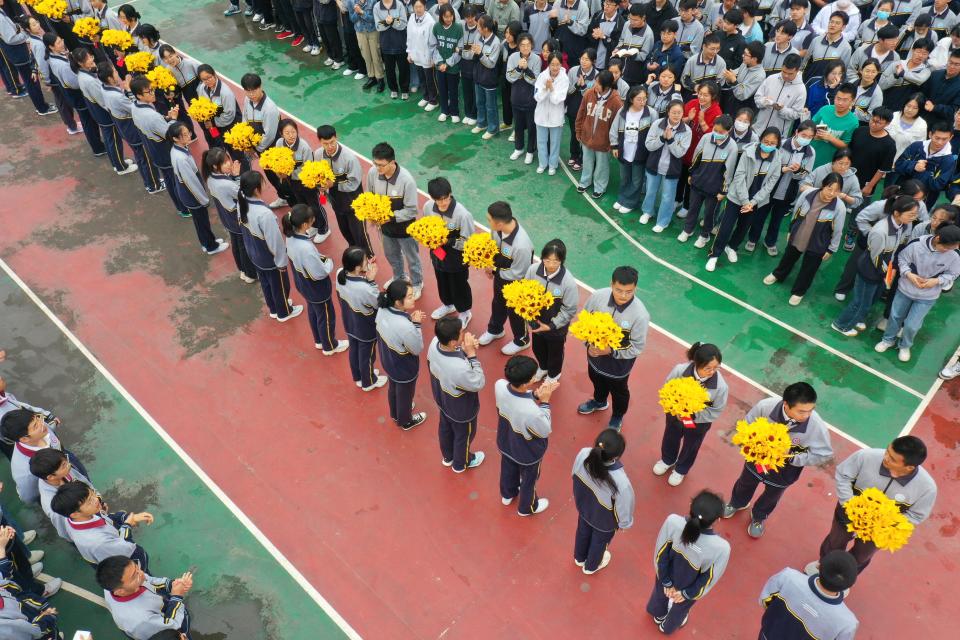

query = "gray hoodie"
[726,142,783,208]
[753,72,806,135]
[895,235,960,300]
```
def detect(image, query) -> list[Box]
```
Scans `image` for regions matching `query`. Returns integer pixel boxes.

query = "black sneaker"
[576,185,587,193]
[376,79,386,93]
[591,191,604,199]
[363,77,377,90]
[400,412,426,431]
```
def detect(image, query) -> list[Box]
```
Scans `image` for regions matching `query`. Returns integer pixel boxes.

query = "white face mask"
[734,120,750,133]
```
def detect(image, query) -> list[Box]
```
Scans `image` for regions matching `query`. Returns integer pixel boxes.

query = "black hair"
[0,409,33,442]
[437,4,456,22]
[723,8,743,26]
[759,126,782,147]
[831,147,853,164]
[913,13,933,28]
[504,355,539,387]
[50,480,93,518]
[606,57,624,73]
[629,4,645,17]
[240,72,262,90]
[881,179,923,214]
[581,47,597,63]
[679,0,699,10]
[165,121,190,144]
[434,317,462,345]
[237,170,264,224]
[777,20,798,37]
[783,381,817,406]
[158,43,176,59]
[782,53,803,70]
[540,238,566,263]
[377,278,411,309]
[96,556,134,591]
[130,74,152,97]
[596,69,614,90]
[462,5,477,18]
[714,114,733,132]
[545,52,563,66]
[789,0,809,8]
[687,342,722,367]
[681,490,724,545]
[829,11,850,27]
[477,14,495,32]
[69,46,92,74]
[624,84,648,108]
[794,119,816,135]
[858,59,881,80]
[316,124,336,140]
[834,82,857,99]
[337,246,367,286]
[876,24,900,41]
[819,551,858,592]
[29,447,68,480]
[584,429,626,492]
[931,204,959,224]
[372,142,395,162]
[138,24,160,44]
[890,195,919,219]
[934,223,960,244]
[281,204,315,237]
[871,106,894,123]
[96,61,116,84]
[819,171,844,190]
[278,118,298,138]
[200,146,229,182]
[611,265,638,286]
[427,177,453,200]
[42,32,58,59]
[487,201,514,223]
[505,22,524,45]
[698,79,719,101]
[736,107,755,123]
[542,38,561,55]
[660,19,679,33]
[197,63,216,78]
[911,38,933,53]
[745,40,765,63]
[118,3,140,20]
[702,32,721,47]
[929,120,954,135]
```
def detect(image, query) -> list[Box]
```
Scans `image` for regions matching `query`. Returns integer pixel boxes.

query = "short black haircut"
[596,69,615,89]
[777,20,798,37]
[723,9,743,26]
[714,114,734,131]
[702,32,721,47]
[1,409,35,442]
[660,19,679,33]
[50,480,93,518]
[29,447,68,480]
[434,317,462,345]
[427,177,453,200]
[871,106,894,124]
[745,41,765,63]
[240,73,262,90]
[783,381,817,406]
[371,142,395,162]
[876,24,901,41]
[891,435,927,466]
[540,238,566,263]
[487,201,514,223]
[782,53,803,70]
[789,0,809,7]
[834,82,857,99]
[316,124,336,140]
[96,556,134,591]
[911,38,933,53]
[829,11,850,27]
[679,0,699,10]
[129,75,152,97]
[629,3,645,17]
[818,550,858,592]
[929,120,954,135]
[504,355,538,387]
[611,266,638,287]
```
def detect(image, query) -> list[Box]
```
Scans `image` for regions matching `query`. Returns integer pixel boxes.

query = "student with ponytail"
[72,46,136,176]
[168,122,229,256]
[46,34,106,156]
[282,205,348,355]
[653,342,728,486]
[238,171,304,322]
[276,119,327,241]
[647,490,730,635]
[202,147,257,283]
[336,247,387,391]
[571,428,634,575]
[375,280,428,431]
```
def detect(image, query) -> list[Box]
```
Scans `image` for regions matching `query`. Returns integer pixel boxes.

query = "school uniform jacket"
[680,52,727,92]
[92,4,124,31]
[423,199,475,273]
[742,396,834,487]
[131,101,175,168]
[644,118,692,178]
[206,174,242,235]
[365,165,419,237]
[427,337,485,423]
[762,42,798,75]
[491,222,534,282]
[894,235,960,299]
[801,164,863,210]
[676,18,705,57]
[77,69,113,127]
[474,32,502,88]
[613,23,653,82]
[373,1,409,55]
[0,392,53,431]
[846,43,900,83]
[0,558,51,639]
[587,9,626,69]
[170,145,209,209]
[241,199,288,270]
[48,53,81,96]
[101,85,142,146]
[241,93,281,153]
[495,379,551,465]
[315,143,362,194]
[572,447,635,532]
[664,362,728,423]
[771,138,816,203]
[38,469,95,540]
[336,271,379,342]
[198,79,240,129]
[893,140,957,197]
[646,81,682,117]
[275,137,312,182]
[759,568,857,640]
[286,234,333,304]
[505,52,541,109]
[688,134,738,196]
[582,288,650,379]
[375,307,423,383]
[460,24,481,77]
[802,34,852,77]
[645,42,685,81]
[162,57,199,92]
[654,513,730,600]
[856,216,912,283]
[609,105,656,165]
[725,142,782,208]
[524,263,579,335]
[66,513,137,564]
[10,427,62,503]
[753,72,807,135]
[835,447,937,525]
[104,574,188,640]
[788,189,848,255]
[551,1,591,60]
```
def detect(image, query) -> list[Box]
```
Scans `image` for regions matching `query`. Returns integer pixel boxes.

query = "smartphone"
[816,123,828,131]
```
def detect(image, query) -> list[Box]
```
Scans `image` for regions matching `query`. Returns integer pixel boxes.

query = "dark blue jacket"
[893,140,957,197]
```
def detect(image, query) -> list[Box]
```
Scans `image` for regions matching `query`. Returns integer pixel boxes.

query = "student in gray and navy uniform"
[196,64,244,162]
[0,3,54,115]
[30,448,96,541]
[315,125,375,258]
[99,62,158,193]
[427,317,486,472]
[46,33,106,156]
[496,355,557,516]
[240,73,287,208]
[366,142,424,296]
[130,75,187,211]
[0,375,58,461]
[376,280,428,431]
[97,556,194,640]
[168,122,230,256]
[525,239,579,384]
[424,177,477,328]
[337,247,389,391]
[648,490,730,635]
[282,205,349,355]
[201,147,258,283]
[478,201,535,354]
[723,382,833,539]
[237,171,304,322]
[25,19,76,134]
[576,266,650,432]
[73,46,137,176]
[761,551,859,640]
[572,428,634,575]
[0,527,60,640]
[653,342,728,487]
[1,409,89,505]
[811,436,938,574]
[276,119,326,240]
[678,113,738,247]
[51,480,153,571]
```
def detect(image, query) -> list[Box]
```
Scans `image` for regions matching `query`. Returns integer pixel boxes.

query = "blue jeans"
[475,84,499,133]
[536,125,562,169]
[834,275,880,331]
[881,292,934,349]
[642,171,679,227]
[617,161,645,209]
[580,148,610,193]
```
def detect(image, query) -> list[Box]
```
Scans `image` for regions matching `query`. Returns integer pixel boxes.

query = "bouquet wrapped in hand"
[100,29,134,50]
[223,122,263,152]
[658,377,711,428]
[259,147,296,177]
[187,97,220,124]
[72,17,101,39]
[461,233,499,269]
[124,51,156,73]
[351,192,394,225]
[731,417,792,474]
[843,488,914,552]
[146,67,178,93]
[408,216,451,251]
[299,160,335,190]
[502,279,554,326]
[570,311,624,352]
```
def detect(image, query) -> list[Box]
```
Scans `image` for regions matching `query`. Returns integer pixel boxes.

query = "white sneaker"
[425,103,437,112]
[508,132,516,142]
[412,284,423,300]
[438,113,448,122]
[677,231,690,242]
[788,295,803,306]
[675,208,688,219]
[898,347,911,362]
[544,373,561,384]
[482,131,495,140]
[652,460,671,476]
[115,163,138,176]
[519,498,549,516]
[31,563,42,577]
[303,42,313,51]
[855,323,866,331]
[536,166,545,174]
[524,153,534,165]
[462,117,476,125]
[548,168,556,175]
[471,126,484,134]
[28,550,44,564]
[268,198,288,209]
[705,257,718,272]
[310,46,322,56]
[451,116,461,123]
[831,323,858,337]
[876,318,888,331]
[205,238,229,255]
[321,340,349,355]
[355,72,366,79]
[804,561,820,577]
[22,530,36,545]
[459,310,472,328]
[693,235,709,249]
[533,368,547,382]
[400,92,409,100]
[762,274,777,285]
[835,292,847,301]
[639,213,652,224]
[939,362,960,380]
[619,206,631,213]
[343,67,356,76]
[724,247,738,263]
[277,305,304,322]
[431,304,456,319]
[501,496,514,506]
[582,549,611,574]
[510,149,523,160]
[418,98,428,107]
[390,91,399,99]
[313,230,331,244]
[501,341,530,356]
[667,471,685,487]
[874,341,893,353]
[613,202,623,212]
[744,241,756,252]
[652,225,665,233]
[362,374,388,391]
[42,577,62,597]
[478,331,505,346]
[452,451,485,472]
[323,58,334,67]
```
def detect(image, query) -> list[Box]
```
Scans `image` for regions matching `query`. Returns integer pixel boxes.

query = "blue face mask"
[712,132,728,143]
[760,143,777,153]
[876,10,890,20]
[795,136,812,147]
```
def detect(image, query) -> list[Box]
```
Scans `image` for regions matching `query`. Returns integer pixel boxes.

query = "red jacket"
[682,98,722,165]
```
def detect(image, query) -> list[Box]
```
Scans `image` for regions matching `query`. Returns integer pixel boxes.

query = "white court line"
[898,346,959,437]
[39,574,107,608]
[0,259,363,640]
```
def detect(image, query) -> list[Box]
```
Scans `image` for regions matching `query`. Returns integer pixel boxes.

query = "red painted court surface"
[1,92,958,638]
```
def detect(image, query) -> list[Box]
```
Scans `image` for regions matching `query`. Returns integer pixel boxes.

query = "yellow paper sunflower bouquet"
[570,310,624,352]
[71,17,101,39]
[223,122,263,152]
[461,233,499,269]
[408,216,451,251]
[731,417,792,474]
[259,147,296,177]
[124,51,156,73]
[843,487,914,552]
[351,192,394,225]
[146,66,178,93]
[187,97,219,123]
[658,377,710,428]
[299,160,335,189]
[34,0,67,20]
[100,29,134,51]
[503,279,555,325]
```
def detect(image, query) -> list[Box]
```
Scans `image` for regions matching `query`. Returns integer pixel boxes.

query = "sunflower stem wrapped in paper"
[502,279,554,328]
[461,233,499,269]
[731,417,792,474]
[258,146,296,177]
[569,310,624,352]
[843,487,914,552]
[658,377,711,429]
[351,192,394,225]
[223,122,263,153]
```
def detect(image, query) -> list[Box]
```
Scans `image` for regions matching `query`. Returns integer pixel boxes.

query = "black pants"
[488,274,528,346]
[98,121,127,172]
[834,242,865,295]
[1,513,42,594]
[419,65,438,105]
[748,197,791,248]
[438,414,477,471]
[382,52,410,92]
[348,337,377,387]
[437,71,460,116]
[253,0,274,21]
[435,268,472,312]
[513,107,536,153]
[274,0,298,31]
[531,331,567,378]
[660,415,711,475]
[10,58,50,113]
[264,170,297,203]
[675,163,692,209]
[159,165,186,213]
[729,462,803,522]
[255,265,293,318]
[588,366,630,418]
[50,83,77,131]
[185,205,218,251]
[343,27,366,73]
[461,74,477,119]
[646,576,697,634]
[294,7,319,46]
[818,503,879,574]
[228,231,257,278]
[566,110,582,163]
[330,188,374,256]
[318,22,344,62]
[709,199,754,258]
[772,245,826,296]
[499,457,541,515]
[290,181,329,235]
[500,74,513,126]
[574,517,615,571]
[684,187,721,237]
[387,378,416,425]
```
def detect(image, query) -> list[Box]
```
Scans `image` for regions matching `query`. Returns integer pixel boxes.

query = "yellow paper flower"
[731,417,792,473]
[503,279,555,322]
[461,233,499,269]
[843,487,915,552]
[259,146,296,177]
[187,96,219,123]
[658,377,710,417]
[71,17,101,39]
[299,160,335,189]
[351,192,394,225]
[124,51,156,73]
[100,29,134,50]
[408,215,451,250]
[223,122,263,152]
[34,0,67,19]
[146,66,178,93]
[569,310,625,351]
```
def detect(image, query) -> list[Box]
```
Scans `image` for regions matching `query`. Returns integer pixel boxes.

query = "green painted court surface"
[0,269,348,639]
[141,0,953,447]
